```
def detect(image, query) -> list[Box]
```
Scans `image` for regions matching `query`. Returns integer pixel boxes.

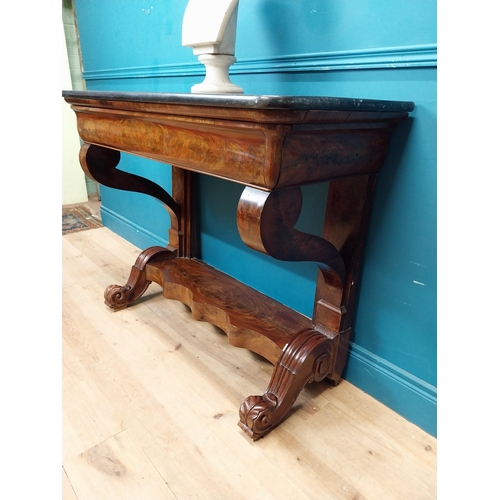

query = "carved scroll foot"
[238,328,338,440]
[104,246,174,310]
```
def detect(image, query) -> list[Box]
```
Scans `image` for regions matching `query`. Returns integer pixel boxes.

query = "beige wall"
[62,24,87,205]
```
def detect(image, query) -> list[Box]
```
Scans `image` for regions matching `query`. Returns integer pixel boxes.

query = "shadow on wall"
[367,116,415,230]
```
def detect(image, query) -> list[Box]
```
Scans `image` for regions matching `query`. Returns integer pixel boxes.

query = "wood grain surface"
[62,227,437,499]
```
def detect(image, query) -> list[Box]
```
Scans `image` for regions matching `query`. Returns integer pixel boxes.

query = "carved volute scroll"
[236,185,346,318]
[104,246,175,310]
[239,327,339,440]
[79,143,181,242]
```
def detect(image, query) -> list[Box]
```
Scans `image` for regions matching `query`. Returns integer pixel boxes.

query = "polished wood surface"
[64,91,411,439]
[62,227,436,499]
[67,93,409,190]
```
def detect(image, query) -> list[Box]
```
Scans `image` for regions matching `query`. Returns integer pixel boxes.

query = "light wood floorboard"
[62,227,437,500]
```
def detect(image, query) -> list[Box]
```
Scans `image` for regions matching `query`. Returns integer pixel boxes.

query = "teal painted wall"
[72,0,437,436]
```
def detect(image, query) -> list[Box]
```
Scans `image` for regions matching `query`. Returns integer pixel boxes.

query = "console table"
[63,91,414,440]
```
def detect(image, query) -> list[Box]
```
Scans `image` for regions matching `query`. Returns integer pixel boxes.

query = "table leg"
[104,246,175,310]
[238,327,339,440]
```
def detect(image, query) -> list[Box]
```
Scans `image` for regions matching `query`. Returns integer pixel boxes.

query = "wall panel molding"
[344,342,437,436]
[101,205,168,249]
[83,43,437,81]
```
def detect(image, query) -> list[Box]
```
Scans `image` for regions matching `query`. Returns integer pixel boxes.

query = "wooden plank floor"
[62,226,437,500]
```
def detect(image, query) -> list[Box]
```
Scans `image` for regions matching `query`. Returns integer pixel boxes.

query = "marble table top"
[62,90,414,113]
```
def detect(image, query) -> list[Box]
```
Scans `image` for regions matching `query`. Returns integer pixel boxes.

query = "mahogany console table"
[63,91,414,440]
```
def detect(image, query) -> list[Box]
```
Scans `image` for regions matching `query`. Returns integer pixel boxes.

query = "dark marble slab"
[62,90,414,113]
